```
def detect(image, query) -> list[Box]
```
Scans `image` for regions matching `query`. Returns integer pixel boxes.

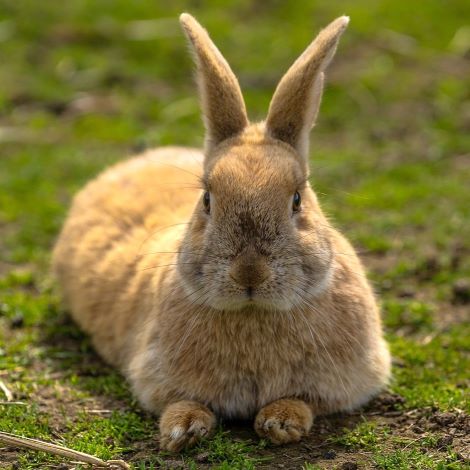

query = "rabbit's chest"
[169,320,315,418]
[210,366,306,418]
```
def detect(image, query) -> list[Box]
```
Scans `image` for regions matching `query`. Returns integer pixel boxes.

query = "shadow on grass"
[38,308,137,404]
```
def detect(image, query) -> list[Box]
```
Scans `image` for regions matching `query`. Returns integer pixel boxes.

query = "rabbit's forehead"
[206,145,304,196]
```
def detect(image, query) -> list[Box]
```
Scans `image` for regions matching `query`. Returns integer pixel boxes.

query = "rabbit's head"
[178,14,349,311]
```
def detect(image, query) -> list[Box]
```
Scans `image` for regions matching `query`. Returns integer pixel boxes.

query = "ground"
[0,0,469,469]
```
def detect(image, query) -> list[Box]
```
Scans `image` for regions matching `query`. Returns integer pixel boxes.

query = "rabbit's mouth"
[206,257,335,312]
[205,289,294,312]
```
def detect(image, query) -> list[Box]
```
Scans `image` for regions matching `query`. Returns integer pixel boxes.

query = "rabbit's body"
[53,14,391,451]
[53,132,389,425]
[53,147,203,367]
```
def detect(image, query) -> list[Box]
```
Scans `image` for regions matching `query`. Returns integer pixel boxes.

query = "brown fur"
[255,399,313,444]
[159,400,216,452]
[180,13,248,151]
[52,14,390,452]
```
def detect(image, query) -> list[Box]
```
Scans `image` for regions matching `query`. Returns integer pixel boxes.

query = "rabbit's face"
[178,131,333,311]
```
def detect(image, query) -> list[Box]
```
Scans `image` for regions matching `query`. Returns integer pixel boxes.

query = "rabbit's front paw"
[254,398,313,445]
[159,400,216,452]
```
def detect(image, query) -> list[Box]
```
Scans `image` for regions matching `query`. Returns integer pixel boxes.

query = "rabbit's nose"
[229,247,270,289]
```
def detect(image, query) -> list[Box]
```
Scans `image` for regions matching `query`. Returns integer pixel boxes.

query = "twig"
[87,409,113,414]
[0,401,26,406]
[0,431,130,469]
[0,379,13,401]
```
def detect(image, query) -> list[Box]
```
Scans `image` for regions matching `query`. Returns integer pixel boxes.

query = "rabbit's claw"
[159,400,216,452]
[254,398,313,445]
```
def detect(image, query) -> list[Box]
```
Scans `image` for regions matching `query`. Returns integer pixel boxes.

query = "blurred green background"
[0,1,469,469]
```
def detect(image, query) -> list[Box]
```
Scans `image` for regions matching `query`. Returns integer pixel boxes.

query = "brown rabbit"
[52,13,391,452]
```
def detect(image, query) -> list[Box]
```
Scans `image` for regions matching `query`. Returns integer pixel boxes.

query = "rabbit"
[52,13,391,452]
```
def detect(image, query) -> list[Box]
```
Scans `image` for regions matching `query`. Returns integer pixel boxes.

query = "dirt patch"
[361,247,470,330]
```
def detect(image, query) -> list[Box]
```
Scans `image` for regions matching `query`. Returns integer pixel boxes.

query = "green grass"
[333,422,465,470]
[329,420,467,469]
[1,0,469,468]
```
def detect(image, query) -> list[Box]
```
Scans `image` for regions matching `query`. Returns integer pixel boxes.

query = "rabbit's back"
[52,147,203,365]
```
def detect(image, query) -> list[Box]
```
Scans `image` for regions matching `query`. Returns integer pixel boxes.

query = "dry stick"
[0,431,130,469]
[0,379,13,402]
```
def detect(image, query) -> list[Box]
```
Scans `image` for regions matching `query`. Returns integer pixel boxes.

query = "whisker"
[136,222,190,254]
[138,262,207,272]
[295,301,350,399]
[145,161,202,181]
[289,281,370,357]
[138,249,220,262]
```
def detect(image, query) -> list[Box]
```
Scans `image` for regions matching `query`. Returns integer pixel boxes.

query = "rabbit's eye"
[292,191,302,212]
[293,191,301,212]
[203,191,211,213]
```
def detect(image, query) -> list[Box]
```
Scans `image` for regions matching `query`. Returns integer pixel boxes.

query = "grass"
[330,419,466,469]
[0,0,469,468]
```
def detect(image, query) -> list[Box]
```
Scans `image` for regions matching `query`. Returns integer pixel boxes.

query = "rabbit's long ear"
[266,16,349,159]
[180,13,248,152]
